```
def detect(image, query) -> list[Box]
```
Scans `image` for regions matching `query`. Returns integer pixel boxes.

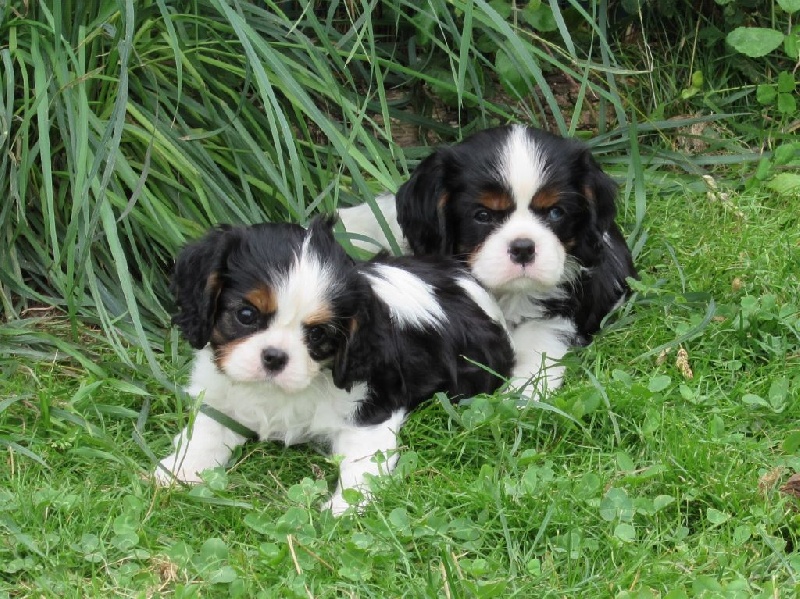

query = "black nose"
[261,347,288,373]
[508,238,535,265]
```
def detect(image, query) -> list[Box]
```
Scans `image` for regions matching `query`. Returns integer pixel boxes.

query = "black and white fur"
[155,217,514,514]
[339,124,637,399]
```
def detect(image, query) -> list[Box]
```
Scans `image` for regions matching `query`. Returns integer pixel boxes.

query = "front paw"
[153,454,205,486]
[321,492,353,517]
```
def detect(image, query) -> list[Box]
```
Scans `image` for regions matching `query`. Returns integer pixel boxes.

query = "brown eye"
[474,209,492,224]
[306,325,327,344]
[236,306,258,325]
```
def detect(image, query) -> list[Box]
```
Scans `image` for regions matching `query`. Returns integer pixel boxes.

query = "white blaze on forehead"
[501,124,549,210]
[363,264,446,330]
[273,232,335,327]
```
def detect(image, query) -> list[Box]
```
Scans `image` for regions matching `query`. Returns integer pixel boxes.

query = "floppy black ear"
[332,314,372,392]
[579,149,618,235]
[307,213,340,252]
[309,213,338,236]
[395,150,453,255]
[171,226,236,349]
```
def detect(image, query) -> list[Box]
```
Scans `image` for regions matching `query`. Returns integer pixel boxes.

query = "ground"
[1,177,799,597]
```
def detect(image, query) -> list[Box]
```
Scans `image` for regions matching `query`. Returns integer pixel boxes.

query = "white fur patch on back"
[363,264,446,330]
[502,124,549,208]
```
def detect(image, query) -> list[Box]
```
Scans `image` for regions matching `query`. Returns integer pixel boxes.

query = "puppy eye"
[474,209,492,224]
[547,206,565,222]
[306,325,327,344]
[236,306,258,325]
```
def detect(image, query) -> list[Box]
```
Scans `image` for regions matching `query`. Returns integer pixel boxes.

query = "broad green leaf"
[777,92,797,114]
[496,50,529,98]
[388,508,411,534]
[653,495,675,512]
[616,452,636,472]
[727,27,785,57]
[599,488,634,522]
[488,0,513,18]
[706,508,731,526]
[785,32,799,58]
[742,393,770,408]
[777,0,800,13]
[198,537,229,564]
[756,83,778,104]
[614,522,636,542]
[783,431,800,453]
[522,3,558,32]
[648,375,672,393]
[777,71,797,93]
[767,173,800,195]
[774,143,800,165]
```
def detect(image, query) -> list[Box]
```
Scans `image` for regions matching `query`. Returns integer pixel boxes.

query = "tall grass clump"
[1,0,649,376]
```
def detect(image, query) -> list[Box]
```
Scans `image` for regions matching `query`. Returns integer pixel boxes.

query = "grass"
[2,183,799,597]
[3,0,800,596]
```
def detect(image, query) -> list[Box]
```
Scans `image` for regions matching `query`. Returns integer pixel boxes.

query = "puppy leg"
[154,411,246,485]
[510,318,573,401]
[323,410,406,516]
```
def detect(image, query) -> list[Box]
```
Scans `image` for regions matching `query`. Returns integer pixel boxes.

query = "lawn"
[2,1,800,597]
[2,180,799,597]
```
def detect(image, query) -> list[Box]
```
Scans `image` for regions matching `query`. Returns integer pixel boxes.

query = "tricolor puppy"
[340,124,637,398]
[155,217,514,514]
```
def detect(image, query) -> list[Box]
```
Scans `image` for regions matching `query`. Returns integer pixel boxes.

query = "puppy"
[339,124,637,398]
[155,217,514,514]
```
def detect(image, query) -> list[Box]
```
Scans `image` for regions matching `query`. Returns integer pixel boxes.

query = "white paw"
[153,454,205,486]
[321,492,353,517]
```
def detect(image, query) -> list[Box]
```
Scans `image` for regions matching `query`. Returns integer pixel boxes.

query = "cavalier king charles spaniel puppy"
[339,124,637,399]
[155,216,513,514]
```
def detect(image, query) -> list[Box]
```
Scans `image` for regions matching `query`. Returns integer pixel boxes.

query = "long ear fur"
[395,150,452,255]
[579,149,618,235]
[332,311,372,392]
[171,226,236,349]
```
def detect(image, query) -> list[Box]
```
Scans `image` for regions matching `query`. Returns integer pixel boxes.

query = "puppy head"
[395,125,618,294]
[171,216,362,393]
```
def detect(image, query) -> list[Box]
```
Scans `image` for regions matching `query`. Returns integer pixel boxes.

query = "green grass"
[2,184,799,597]
[3,0,800,596]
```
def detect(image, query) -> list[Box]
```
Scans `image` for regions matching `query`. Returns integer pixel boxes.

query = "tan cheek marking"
[582,184,595,202]
[245,284,276,314]
[477,192,513,212]
[437,193,449,213]
[212,337,247,370]
[530,188,561,210]
[207,271,220,292]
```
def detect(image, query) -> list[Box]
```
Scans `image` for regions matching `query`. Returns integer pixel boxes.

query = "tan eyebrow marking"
[304,303,333,327]
[477,192,513,212]
[244,284,277,314]
[530,188,561,210]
